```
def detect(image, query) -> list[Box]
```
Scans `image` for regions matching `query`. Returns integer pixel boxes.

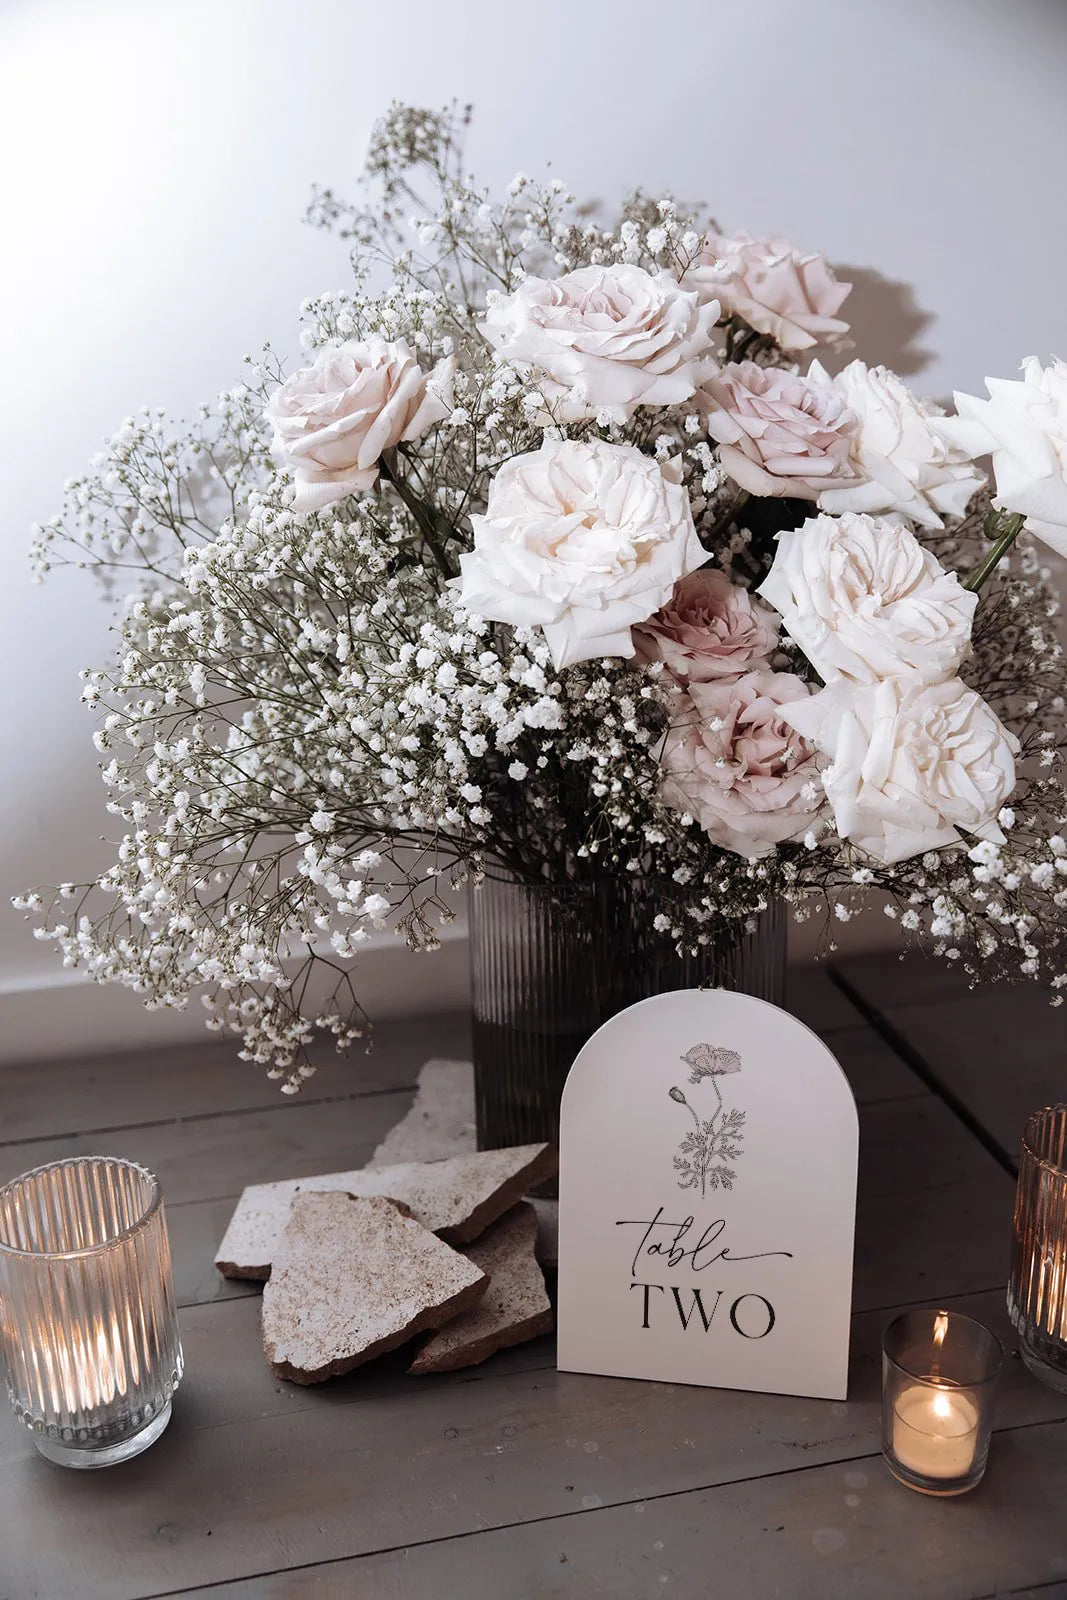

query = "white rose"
[936,357,1067,557]
[267,338,455,513]
[812,360,985,530]
[480,264,719,424]
[456,439,706,669]
[758,512,977,686]
[781,675,1018,866]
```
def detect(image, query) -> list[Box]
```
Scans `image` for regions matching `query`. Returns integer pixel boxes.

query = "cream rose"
[781,675,1018,866]
[937,357,1067,558]
[658,671,824,859]
[686,231,851,350]
[479,264,719,424]
[267,338,455,513]
[633,568,779,682]
[759,512,977,686]
[704,361,861,499]
[812,360,985,530]
[456,439,706,669]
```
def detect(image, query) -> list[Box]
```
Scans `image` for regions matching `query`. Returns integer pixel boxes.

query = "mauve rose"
[267,338,455,513]
[633,568,779,683]
[704,361,861,499]
[480,263,719,424]
[659,671,824,859]
[686,232,851,351]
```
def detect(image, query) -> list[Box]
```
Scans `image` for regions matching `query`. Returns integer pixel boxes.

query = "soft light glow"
[932,1387,953,1420]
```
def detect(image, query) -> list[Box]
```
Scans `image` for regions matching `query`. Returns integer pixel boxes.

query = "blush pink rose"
[687,231,851,351]
[267,338,455,513]
[633,568,779,682]
[703,361,861,499]
[658,671,824,859]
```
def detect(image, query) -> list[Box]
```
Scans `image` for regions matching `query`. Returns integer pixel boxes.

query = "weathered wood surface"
[830,950,984,1014]
[0,961,1062,1599]
[4,1287,1063,1600]
[0,1012,471,1144]
[835,954,1065,1172]
[181,1418,1067,1600]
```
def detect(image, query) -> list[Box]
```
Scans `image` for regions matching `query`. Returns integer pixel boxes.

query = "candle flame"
[933,1312,949,1350]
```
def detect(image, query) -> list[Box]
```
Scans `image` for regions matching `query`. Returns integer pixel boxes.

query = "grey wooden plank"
[176,1418,1067,1600]
[786,965,866,1033]
[164,1146,1011,1319]
[835,950,1008,1014]
[0,1013,471,1144]
[881,988,1067,1163]
[159,1121,1013,1371]
[852,1174,1010,1312]
[163,1278,1026,1443]
[0,1090,412,1205]
[857,1091,1007,1199]
[168,1199,262,1309]
[1,1288,1061,1600]
[156,1084,1008,1313]
[829,1026,925,1106]
[0,973,867,1149]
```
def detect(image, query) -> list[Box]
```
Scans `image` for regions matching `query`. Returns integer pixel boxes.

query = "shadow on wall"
[822,264,936,382]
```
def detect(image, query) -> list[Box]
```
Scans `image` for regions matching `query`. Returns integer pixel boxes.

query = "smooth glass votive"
[882,1309,1002,1496]
[1008,1105,1067,1392]
[0,1157,183,1468]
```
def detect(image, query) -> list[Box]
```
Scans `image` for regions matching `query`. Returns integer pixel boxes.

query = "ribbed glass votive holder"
[1008,1105,1067,1392]
[0,1156,183,1467]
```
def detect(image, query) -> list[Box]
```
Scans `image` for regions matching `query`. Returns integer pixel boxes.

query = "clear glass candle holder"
[0,1157,183,1468]
[882,1309,1003,1496]
[1008,1105,1067,1392]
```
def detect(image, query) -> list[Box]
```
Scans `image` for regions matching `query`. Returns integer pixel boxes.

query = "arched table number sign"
[557,989,858,1400]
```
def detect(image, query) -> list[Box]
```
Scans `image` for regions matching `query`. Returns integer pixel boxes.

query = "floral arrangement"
[19,104,1067,1091]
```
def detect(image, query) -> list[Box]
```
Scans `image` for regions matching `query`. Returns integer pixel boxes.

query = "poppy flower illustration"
[681,1043,742,1084]
[670,1042,746,1197]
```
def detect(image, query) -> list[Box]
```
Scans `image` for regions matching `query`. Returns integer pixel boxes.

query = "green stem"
[708,486,750,543]
[724,322,771,366]
[378,455,458,581]
[963,510,1026,593]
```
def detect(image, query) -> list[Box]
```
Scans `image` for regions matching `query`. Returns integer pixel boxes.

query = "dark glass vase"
[469,877,786,1156]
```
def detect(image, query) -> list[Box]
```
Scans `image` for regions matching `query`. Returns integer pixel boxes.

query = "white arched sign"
[557,989,858,1400]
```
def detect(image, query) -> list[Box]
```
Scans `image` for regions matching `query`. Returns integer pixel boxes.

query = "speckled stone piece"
[262,1192,488,1385]
[409,1202,553,1375]
[215,1143,557,1280]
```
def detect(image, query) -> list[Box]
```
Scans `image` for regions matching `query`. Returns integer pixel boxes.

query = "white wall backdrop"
[2,0,1066,1056]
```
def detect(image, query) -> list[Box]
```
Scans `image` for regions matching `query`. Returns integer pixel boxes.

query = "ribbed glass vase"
[0,1156,184,1467]
[469,877,786,1158]
[1007,1105,1067,1392]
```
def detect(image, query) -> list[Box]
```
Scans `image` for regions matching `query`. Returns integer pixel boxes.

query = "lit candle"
[882,1306,1002,1495]
[34,1311,125,1416]
[891,1382,980,1481]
